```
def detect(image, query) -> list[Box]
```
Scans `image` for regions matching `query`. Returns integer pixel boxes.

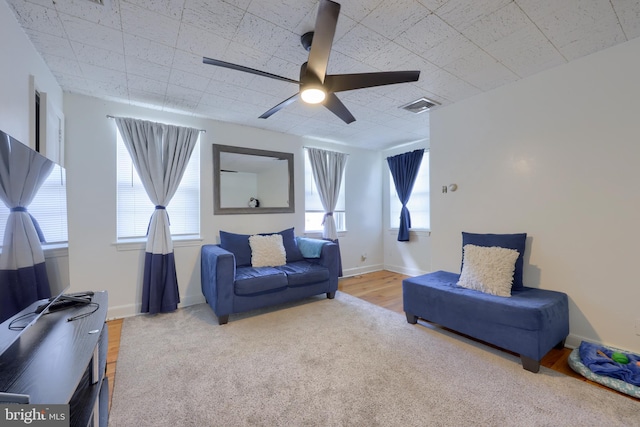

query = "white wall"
[382,140,432,276]
[63,93,383,318]
[0,0,62,149]
[431,37,640,352]
[336,145,384,276]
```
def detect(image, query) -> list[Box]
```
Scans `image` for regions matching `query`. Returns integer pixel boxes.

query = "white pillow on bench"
[457,244,519,297]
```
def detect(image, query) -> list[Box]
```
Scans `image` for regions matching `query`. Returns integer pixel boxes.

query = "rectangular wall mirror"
[213,144,294,215]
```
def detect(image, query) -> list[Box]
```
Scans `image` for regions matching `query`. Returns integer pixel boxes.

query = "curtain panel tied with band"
[0,137,54,322]
[307,147,347,276]
[387,149,424,242]
[307,148,347,240]
[115,117,199,314]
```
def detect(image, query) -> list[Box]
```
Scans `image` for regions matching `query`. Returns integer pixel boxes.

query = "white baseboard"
[106,294,206,320]
[383,264,429,277]
[341,264,430,278]
[107,303,139,320]
[181,294,206,307]
[565,333,612,350]
[341,264,384,278]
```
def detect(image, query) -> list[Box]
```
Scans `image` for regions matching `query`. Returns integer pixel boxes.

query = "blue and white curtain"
[387,149,424,242]
[115,117,199,314]
[0,136,54,322]
[307,147,347,276]
[307,148,347,240]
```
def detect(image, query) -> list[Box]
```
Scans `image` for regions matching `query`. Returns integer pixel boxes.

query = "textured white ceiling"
[5,0,640,150]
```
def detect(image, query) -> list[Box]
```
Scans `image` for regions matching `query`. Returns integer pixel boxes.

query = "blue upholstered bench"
[403,270,569,372]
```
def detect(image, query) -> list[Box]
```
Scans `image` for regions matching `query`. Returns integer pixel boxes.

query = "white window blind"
[304,148,346,233]
[0,164,68,246]
[390,150,430,230]
[116,132,200,240]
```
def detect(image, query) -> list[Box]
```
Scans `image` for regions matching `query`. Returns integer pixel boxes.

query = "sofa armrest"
[316,242,339,291]
[201,244,235,317]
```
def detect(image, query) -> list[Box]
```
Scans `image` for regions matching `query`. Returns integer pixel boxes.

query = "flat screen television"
[0,128,69,331]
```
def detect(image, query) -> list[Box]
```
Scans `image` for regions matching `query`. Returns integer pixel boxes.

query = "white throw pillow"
[249,234,286,267]
[457,244,519,297]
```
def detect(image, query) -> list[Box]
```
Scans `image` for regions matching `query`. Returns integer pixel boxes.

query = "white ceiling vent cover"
[400,97,440,114]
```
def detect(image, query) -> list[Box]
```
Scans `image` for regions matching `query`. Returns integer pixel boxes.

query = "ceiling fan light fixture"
[300,87,326,104]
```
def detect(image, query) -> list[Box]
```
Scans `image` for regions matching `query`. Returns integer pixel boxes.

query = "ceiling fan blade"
[323,93,355,124]
[203,57,299,84]
[259,93,300,119]
[306,0,340,83]
[324,71,420,92]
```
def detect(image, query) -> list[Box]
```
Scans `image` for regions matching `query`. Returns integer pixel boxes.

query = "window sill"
[303,230,347,239]
[43,244,69,258]
[388,228,431,237]
[1,244,69,257]
[115,235,203,251]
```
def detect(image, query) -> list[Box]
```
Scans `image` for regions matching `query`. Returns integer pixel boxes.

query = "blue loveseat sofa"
[201,228,340,324]
[403,233,569,373]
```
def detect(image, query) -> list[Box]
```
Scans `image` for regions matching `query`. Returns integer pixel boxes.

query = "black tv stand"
[0,291,108,426]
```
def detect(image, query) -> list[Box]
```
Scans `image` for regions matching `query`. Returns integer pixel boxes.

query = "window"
[304,149,346,233]
[116,132,200,240]
[0,164,68,247]
[389,150,429,230]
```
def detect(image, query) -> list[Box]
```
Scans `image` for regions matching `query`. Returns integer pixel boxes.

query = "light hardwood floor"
[106,317,122,407]
[105,270,632,408]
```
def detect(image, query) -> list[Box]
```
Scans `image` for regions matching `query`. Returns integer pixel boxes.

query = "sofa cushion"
[458,244,519,297]
[461,232,527,289]
[220,230,252,267]
[220,228,304,267]
[234,266,288,296]
[278,228,304,262]
[249,234,286,267]
[275,261,330,287]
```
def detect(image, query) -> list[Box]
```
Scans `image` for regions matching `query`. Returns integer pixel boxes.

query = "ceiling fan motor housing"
[299,62,321,86]
[301,32,314,52]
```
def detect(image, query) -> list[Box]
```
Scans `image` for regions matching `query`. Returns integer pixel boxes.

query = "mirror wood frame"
[212,144,295,215]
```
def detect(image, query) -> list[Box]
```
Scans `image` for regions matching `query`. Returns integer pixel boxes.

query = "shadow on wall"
[566,301,600,348]
[522,236,540,287]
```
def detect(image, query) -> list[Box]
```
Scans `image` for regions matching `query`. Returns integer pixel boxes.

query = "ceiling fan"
[203,0,420,124]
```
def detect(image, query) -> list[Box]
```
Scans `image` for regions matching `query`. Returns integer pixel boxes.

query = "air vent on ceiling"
[400,97,440,114]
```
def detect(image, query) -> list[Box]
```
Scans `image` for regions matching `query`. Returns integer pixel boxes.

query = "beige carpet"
[109,292,639,426]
